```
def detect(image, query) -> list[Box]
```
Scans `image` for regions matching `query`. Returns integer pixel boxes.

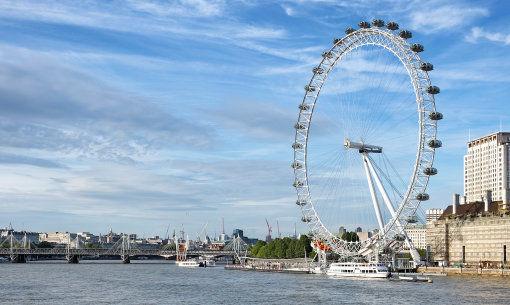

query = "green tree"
[36,241,54,248]
[84,243,102,249]
[250,240,266,257]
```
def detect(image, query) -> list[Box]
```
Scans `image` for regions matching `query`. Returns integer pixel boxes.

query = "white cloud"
[408,5,488,33]
[465,27,510,45]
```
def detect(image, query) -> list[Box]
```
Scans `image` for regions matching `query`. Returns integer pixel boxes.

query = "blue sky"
[0,0,509,240]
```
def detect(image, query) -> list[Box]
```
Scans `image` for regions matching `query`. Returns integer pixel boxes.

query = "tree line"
[249,235,316,259]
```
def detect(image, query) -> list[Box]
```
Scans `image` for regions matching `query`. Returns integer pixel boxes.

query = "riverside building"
[427,132,510,266]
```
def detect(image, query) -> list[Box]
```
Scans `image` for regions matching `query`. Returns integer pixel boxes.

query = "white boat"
[176,260,201,267]
[203,259,216,267]
[327,262,390,278]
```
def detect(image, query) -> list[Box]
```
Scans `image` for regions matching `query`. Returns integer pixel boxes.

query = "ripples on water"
[1,261,509,304]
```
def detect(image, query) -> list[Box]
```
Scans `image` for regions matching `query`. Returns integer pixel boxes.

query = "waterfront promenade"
[418,266,510,276]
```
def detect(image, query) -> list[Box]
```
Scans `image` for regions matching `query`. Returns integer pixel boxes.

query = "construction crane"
[196,222,208,243]
[265,218,272,242]
[277,220,281,239]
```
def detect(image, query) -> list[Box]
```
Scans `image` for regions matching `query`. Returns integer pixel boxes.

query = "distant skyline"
[0,0,509,239]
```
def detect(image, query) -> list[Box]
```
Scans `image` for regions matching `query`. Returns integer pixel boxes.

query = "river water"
[1,261,509,304]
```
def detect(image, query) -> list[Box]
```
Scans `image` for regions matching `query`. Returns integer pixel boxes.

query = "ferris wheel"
[292,19,443,262]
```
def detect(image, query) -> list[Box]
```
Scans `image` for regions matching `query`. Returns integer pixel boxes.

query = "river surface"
[1,260,509,304]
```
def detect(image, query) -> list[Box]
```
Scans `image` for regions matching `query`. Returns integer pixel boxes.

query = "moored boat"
[327,262,390,278]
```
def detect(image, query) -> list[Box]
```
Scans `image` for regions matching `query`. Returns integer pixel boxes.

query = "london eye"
[292,19,443,263]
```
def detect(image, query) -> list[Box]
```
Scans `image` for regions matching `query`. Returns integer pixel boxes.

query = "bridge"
[0,233,248,263]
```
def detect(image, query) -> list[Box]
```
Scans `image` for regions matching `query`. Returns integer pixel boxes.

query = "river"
[1,261,509,304]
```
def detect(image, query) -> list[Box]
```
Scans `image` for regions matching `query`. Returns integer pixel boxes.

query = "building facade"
[426,209,444,223]
[427,201,510,266]
[464,132,510,205]
[403,224,426,250]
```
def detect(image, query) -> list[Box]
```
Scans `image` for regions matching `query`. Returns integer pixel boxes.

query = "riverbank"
[418,266,510,276]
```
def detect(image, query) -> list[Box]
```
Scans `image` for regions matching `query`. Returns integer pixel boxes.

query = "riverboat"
[176,260,201,267]
[326,262,390,278]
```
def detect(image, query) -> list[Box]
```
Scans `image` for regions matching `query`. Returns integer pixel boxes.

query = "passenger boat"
[176,258,216,267]
[176,260,201,267]
[326,262,390,278]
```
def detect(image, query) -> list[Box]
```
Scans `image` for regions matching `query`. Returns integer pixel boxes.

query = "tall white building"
[403,224,426,250]
[464,132,510,205]
[426,209,444,223]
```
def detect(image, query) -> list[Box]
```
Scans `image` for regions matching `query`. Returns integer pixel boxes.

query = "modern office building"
[403,224,426,250]
[464,132,510,206]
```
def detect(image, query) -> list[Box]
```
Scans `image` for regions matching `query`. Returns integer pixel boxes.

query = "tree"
[341,232,359,242]
[36,241,54,248]
[250,240,266,257]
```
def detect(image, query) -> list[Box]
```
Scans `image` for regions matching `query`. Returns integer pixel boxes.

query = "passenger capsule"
[394,234,405,241]
[428,139,442,148]
[333,38,341,45]
[428,112,443,120]
[405,215,419,223]
[386,22,399,31]
[423,167,438,175]
[299,103,310,110]
[416,193,430,201]
[296,199,308,206]
[313,67,324,74]
[293,181,304,188]
[399,30,412,39]
[322,51,334,59]
[301,216,312,222]
[292,142,303,149]
[304,85,316,92]
[410,43,424,52]
[345,27,356,35]
[420,62,434,71]
[291,162,302,169]
[372,19,385,27]
[426,85,440,94]
[294,123,306,130]
[358,21,371,29]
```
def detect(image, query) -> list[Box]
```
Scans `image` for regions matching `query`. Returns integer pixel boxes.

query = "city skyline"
[1,0,510,239]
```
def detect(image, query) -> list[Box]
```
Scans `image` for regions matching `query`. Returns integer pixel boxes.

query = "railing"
[0,248,238,256]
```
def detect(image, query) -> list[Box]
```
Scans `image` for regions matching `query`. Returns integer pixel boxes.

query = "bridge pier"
[66,255,79,264]
[10,254,27,263]
[121,255,130,264]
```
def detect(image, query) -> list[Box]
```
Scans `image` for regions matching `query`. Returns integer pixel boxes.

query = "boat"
[176,260,201,267]
[177,258,216,268]
[327,262,390,278]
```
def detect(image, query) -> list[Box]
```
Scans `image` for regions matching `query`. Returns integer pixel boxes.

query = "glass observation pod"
[426,85,440,94]
[405,215,419,223]
[299,103,310,110]
[313,67,324,74]
[294,123,306,130]
[399,30,412,39]
[416,193,430,201]
[394,234,405,241]
[304,85,316,92]
[291,162,302,169]
[322,51,334,59]
[429,112,443,120]
[345,28,356,35]
[372,19,385,27]
[410,43,424,52]
[292,142,303,149]
[420,62,434,71]
[423,167,438,175]
[293,181,304,188]
[386,22,399,30]
[296,199,308,206]
[301,216,312,223]
[428,139,442,148]
[358,21,371,28]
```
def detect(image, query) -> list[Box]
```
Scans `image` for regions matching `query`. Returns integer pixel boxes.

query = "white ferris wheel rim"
[293,21,440,257]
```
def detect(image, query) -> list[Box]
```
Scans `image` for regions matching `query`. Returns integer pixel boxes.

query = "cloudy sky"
[0,0,509,240]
